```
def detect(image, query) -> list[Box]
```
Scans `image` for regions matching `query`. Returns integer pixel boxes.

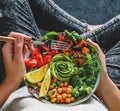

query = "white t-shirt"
[1,87,108,111]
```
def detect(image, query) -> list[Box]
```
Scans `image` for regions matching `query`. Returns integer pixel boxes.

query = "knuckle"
[9,31,14,36]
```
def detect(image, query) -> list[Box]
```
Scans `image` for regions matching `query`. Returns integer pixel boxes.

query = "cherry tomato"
[35,53,43,61]
[30,48,40,58]
[35,54,44,67]
[25,58,31,67]
[51,50,59,56]
[25,58,37,68]
[37,60,44,68]
[43,54,52,64]
[58,34,65,41]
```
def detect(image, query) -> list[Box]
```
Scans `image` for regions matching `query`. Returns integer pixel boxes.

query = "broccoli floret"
[86,76,96,86]
[85,87,92,94]
[79,76,87,85]
[79,85,92,96]
[79,86,87,96]
[70,75,80,87]
[78,67,85,77]
[71,86,80,98]
[73,67,79,75]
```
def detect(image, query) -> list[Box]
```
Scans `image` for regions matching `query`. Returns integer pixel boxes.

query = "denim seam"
[23,0,41,38]
[106,63,120,69]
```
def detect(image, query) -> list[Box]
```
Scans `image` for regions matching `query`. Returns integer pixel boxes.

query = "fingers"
[2,42,12,56]
[8,32,32,61]
[27,43,34,51]
[86,38,102,53]
[23,45,28,58]
[14,35,24,60]
[86,38,105,58]
[2,42,13,65]
[9,32,32,41]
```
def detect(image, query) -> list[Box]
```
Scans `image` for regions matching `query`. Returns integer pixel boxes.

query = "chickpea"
[57,95,62,101]
[37,82,41,87]
[52,77,57,83]
[65,98,71,104]
[49,92,54,97]
[67,93,72,98]
[57,87,63,94]
[51,93,57,99]
[62,87,67,93]
[66,87,72,94]
[51,98,57,103]
[60,98,65,103]
[62,93,67,99]
[70,97,75,102]
[68,85,73,89]
[49,84,55,90]
[63,81,69,87]
[59,83,64,87]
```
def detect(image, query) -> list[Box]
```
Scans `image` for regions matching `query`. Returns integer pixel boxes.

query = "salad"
[24,30,101,105]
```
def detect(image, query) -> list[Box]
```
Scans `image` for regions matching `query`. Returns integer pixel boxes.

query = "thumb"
[14,36,24,61]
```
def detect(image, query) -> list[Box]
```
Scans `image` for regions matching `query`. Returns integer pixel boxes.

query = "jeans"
[0,0,88,86]
[81,15,120,88]
[0,0,120,88]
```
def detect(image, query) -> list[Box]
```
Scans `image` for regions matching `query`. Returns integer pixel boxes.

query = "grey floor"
[54,0,120,24]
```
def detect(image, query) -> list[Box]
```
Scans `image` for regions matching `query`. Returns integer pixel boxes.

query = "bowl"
[24,30,101,106]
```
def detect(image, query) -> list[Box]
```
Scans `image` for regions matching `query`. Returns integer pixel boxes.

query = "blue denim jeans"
[0,0,88,87]
[0,0,120,88]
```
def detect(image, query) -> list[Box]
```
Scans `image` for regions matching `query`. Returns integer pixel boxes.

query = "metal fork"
[49,40,69,50]
[0,36,69,50]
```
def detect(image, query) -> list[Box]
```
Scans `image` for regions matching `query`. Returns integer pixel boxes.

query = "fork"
[0,36,69,50]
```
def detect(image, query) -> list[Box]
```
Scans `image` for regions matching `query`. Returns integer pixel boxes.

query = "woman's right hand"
[2,32,33,89]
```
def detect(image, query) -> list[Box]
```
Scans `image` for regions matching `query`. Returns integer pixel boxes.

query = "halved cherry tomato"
[30,48,40,58]
[37,60,44,68]
[43,54,52,64]
[25,58,31,67]
[58,34,65,41]
[35,53,43,61]
[25,58,37,68]
[51,50,59,56]
[35,54,44,68]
